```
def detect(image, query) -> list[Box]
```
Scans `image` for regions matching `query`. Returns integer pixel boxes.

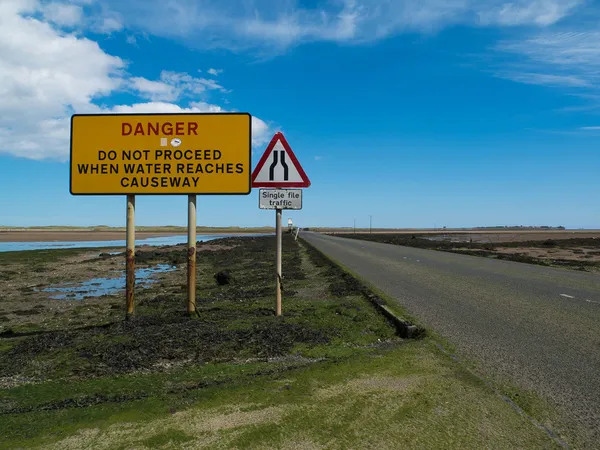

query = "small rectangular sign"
[259,189,302,210]
[70,113,251,195]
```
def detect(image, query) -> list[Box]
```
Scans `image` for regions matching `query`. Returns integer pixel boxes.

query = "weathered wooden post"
[188,194,197,316]
[125,194,135,319]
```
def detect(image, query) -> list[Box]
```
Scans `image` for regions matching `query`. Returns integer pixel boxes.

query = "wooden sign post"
[125,195,135,320]
[188,194,197,316]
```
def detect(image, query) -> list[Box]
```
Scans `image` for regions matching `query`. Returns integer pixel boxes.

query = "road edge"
[300,236,426,339]
[300,234,576,448]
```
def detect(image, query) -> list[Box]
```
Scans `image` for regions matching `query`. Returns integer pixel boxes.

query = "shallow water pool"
[40,264,176,300]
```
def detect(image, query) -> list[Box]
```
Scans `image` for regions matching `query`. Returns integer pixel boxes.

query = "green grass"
[140,429,195,448]
[0,340,560,449]
[0,359,321,448]
[0,359,298,414]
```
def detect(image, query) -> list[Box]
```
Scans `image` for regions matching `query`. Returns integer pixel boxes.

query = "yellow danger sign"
[70,113,251,195]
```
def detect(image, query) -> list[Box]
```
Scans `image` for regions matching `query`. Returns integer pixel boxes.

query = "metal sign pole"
[188,194,197,316]
[276,207,282,316]
[125,194,135,320]
[251,133,311,318]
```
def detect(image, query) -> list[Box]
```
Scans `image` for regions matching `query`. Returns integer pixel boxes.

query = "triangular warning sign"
[252,132,311,188]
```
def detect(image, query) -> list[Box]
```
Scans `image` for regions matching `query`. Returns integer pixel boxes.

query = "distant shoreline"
[0,228,596,243]
[321,229,598,234]
[0,229,273,242]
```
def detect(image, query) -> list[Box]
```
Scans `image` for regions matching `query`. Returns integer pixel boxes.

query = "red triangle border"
[251,132,311,188]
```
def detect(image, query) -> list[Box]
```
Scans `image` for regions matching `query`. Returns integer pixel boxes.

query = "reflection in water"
[41,264,175,300]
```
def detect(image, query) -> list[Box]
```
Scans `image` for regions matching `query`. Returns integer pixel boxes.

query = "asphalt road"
[301,232,600,443]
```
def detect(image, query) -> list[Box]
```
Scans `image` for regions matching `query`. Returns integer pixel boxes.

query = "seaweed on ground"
[0,235,394,382]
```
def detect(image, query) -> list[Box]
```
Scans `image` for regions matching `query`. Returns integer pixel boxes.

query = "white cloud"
[111,102,201,114]
[129,77,178,102]
[161,71,224,93]
[0,1,124,160]
[97,0,584,51]
[314,156,323,161]
[35,0,124,34]
[498,72,590,87]
[251,116,270,146]
[535,125,600,135]
[93,15,123,33]
[130,71,227,101]
[495,30,600,91]
[0,2,271,161]
[0,117,73,161]
[497,31,600,68]
[478,0,582,26]
[41,3,83,27]
[207,68,223,76]
[111,101,225,115]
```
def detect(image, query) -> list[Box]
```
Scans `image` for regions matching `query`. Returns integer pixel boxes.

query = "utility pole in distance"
[369,215,372,234]
[354,217,356,234]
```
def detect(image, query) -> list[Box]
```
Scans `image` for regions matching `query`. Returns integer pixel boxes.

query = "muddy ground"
[336,233,600,272]
[0,235,401,389]
[0,241,227,332]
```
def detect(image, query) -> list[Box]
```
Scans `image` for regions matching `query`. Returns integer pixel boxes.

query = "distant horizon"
[0,224,595,231]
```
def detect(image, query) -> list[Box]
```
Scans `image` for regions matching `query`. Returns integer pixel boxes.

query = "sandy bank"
[0,231,184,242]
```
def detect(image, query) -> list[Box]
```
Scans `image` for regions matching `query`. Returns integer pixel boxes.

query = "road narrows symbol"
[268,151,289,181]
[281,151,289,181]
[269,150,278,181]
[251,132,310,188]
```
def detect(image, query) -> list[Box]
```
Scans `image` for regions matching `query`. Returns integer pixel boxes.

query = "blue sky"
[0,0,598,229]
